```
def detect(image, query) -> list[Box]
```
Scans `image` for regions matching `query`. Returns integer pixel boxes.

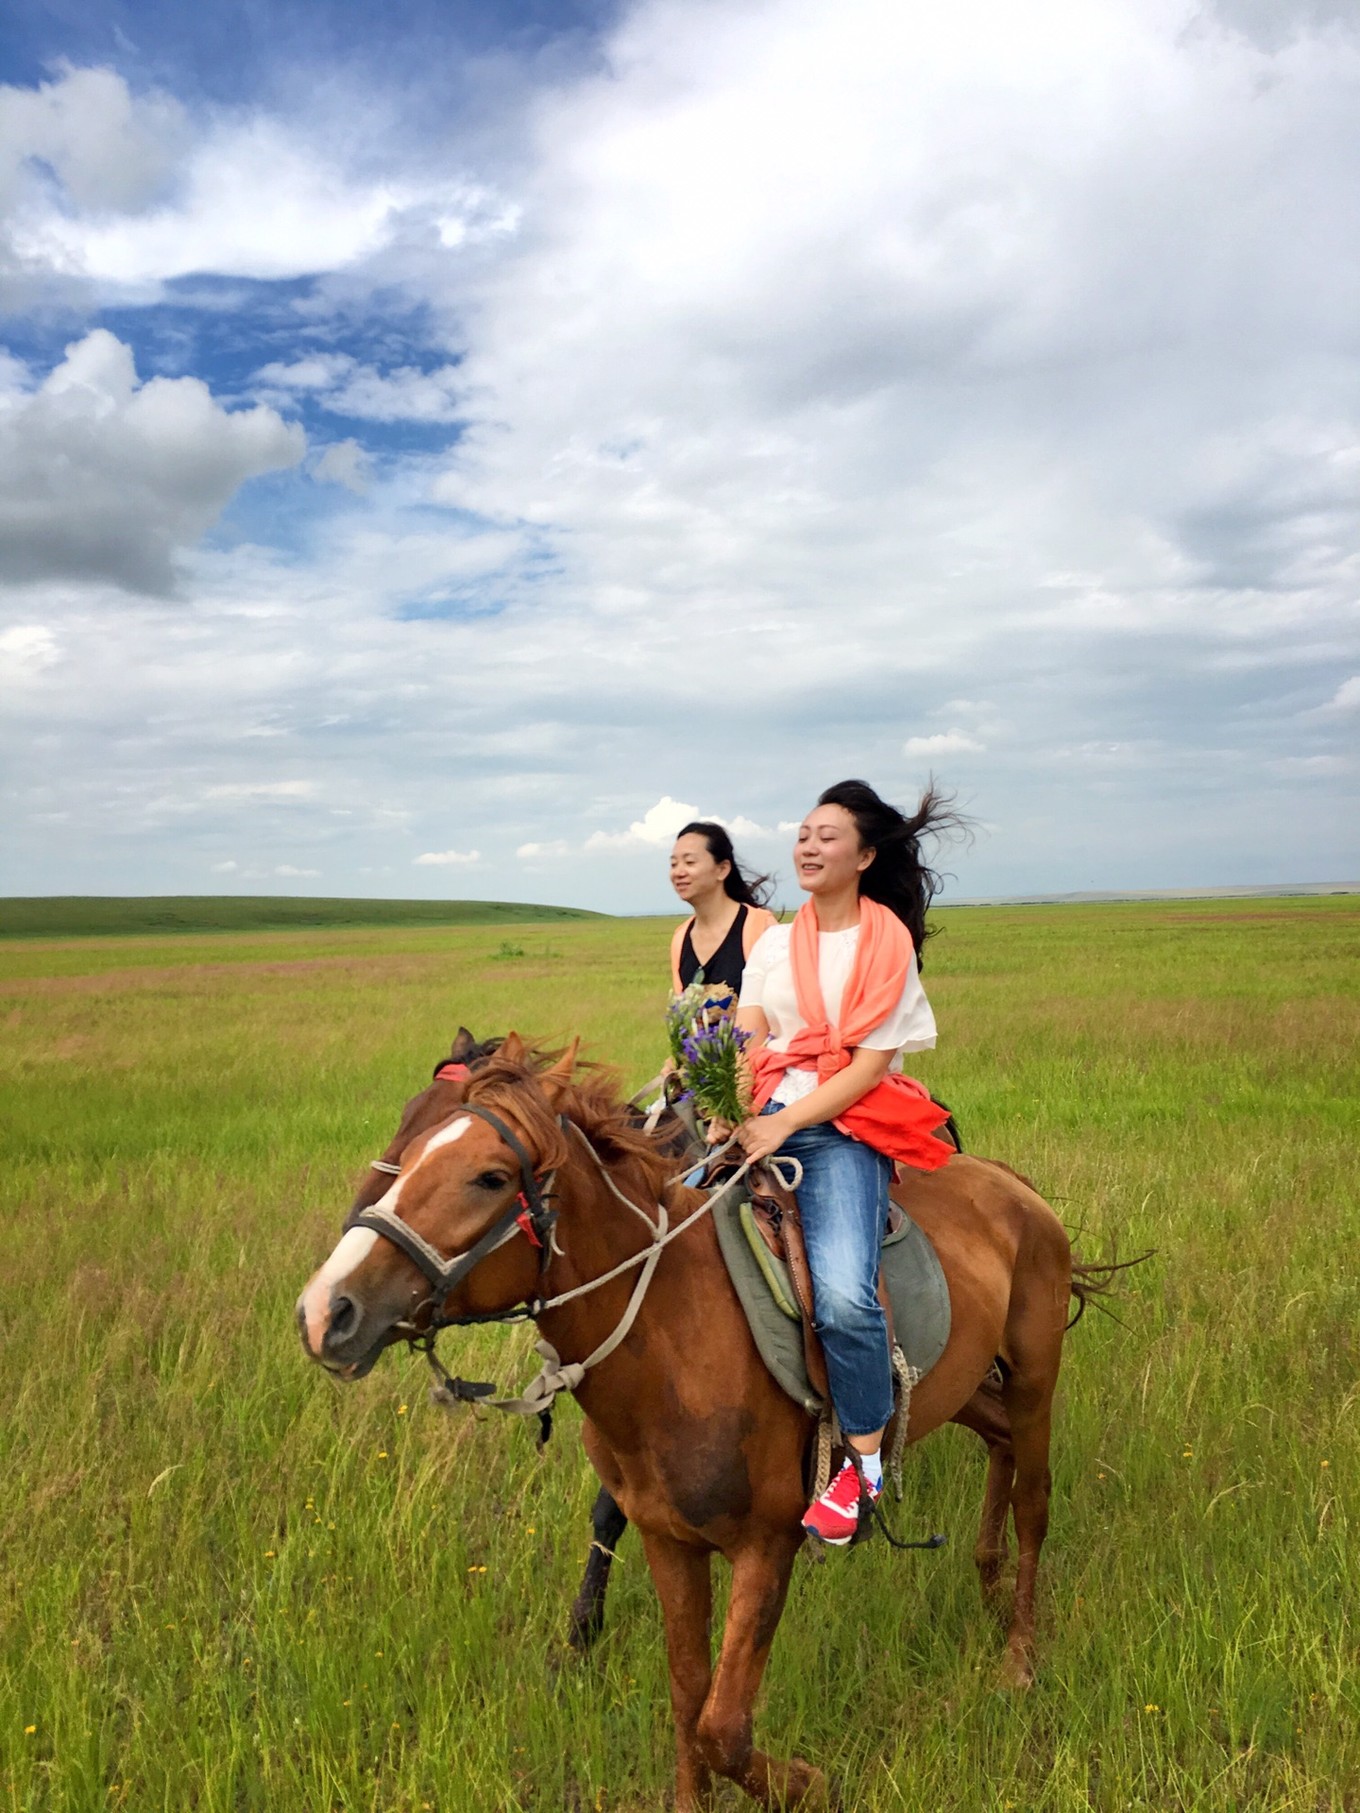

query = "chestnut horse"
[298,1039,1081,1810]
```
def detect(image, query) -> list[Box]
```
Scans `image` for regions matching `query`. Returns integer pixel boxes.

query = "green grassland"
[1,898,1357,1811]
[0,897,601,941]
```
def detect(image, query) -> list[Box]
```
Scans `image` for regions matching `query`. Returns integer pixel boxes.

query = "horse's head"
[296,1035,575,1378]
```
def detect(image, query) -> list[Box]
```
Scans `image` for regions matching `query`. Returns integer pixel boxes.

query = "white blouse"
[738,921,936,1106]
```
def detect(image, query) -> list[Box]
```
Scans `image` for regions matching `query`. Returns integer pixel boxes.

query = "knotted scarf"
[749,897,953,1170]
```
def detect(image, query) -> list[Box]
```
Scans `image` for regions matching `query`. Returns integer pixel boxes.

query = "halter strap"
[344,1101,561,1313]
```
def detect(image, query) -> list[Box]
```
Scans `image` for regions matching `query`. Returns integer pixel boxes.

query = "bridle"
[343,1096,563,1332]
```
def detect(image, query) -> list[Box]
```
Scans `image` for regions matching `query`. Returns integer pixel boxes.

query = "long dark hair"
[815,779,969,965]
[675,821,774,909]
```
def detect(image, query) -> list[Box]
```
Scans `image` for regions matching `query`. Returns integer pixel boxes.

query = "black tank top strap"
[678,903,749,992]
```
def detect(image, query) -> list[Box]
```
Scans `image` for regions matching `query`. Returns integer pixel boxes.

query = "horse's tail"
[1066,1250,1154,1331]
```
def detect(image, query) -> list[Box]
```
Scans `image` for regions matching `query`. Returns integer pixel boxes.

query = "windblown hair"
[676,821,774,909]
[465,1053,677,1204]
[816,778,971,966]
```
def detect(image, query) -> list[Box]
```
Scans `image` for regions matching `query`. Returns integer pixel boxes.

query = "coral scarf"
[749,898,953,1170]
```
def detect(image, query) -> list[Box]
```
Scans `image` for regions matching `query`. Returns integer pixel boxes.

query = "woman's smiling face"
[794,804,874,896]
[669,832,729,904]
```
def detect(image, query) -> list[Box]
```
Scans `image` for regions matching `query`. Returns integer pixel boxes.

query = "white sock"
[858,1449,883,1490]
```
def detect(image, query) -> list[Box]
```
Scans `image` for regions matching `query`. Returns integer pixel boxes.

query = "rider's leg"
[778,1120,893,1537]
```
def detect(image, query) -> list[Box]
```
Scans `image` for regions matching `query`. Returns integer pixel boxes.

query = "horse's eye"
[472,1171,511,1192]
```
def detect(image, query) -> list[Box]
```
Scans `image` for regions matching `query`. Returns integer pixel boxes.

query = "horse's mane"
[464,1052,675,1201]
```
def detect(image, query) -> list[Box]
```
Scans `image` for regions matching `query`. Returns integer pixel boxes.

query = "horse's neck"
[535,1152,720,1382]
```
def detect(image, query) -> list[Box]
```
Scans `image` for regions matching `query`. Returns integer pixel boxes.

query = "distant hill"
[940,881,1358,907]
[0,896,604,939]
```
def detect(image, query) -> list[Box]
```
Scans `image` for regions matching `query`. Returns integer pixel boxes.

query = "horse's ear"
[537,1037,580,1103]
[499,1030,528,1064]
[448,1027,479,1064]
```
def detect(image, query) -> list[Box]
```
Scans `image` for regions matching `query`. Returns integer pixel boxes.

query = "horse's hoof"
[787,1760,834,1809]
[565,1600,605,1654]
[997,1646,1035,1691]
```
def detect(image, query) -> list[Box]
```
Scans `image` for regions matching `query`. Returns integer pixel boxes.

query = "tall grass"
[2,900,1357,1810]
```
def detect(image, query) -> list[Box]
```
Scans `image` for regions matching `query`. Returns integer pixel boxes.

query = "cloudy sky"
[1,0,1357,913]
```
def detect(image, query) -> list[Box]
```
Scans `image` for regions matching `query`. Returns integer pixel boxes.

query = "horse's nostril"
[330,1294,361,1343]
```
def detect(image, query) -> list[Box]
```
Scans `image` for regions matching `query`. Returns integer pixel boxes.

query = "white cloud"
[254,356,352,393]
[3,8,1359,904]
[414,847,481,865]
[0,67,516,302]
[0,66,185,215]
[517,839,571,860]
[314,439,370,494]
[1316,675,1360,716]
[18,120,412,286]
[210,859,238,873]
[584,795,700,850]
[0,624,60,680]
[0,331,303,592]
[275,863,321,877]
[256,355,465,424]
[903,730,986,757]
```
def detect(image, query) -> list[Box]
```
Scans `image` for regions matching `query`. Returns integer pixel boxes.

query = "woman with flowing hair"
[731,778,967,1545]
[668,820,779,994]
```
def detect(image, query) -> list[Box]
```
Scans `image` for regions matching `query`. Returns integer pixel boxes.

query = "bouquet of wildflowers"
[665,981,752,1126]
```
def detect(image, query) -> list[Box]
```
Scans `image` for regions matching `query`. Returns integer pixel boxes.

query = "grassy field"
[2,899,1357,1811]
[0,898,601,941]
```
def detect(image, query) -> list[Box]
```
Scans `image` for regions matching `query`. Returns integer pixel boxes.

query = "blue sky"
[1,0,1357,912]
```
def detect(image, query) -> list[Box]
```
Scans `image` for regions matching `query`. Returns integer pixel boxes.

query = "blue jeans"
[766,1109,893,1437]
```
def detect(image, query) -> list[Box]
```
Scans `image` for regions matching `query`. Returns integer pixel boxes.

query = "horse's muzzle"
[296,1284,393,1377]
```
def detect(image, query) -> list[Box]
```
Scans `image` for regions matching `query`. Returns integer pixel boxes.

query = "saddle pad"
[712,1192,951,1416]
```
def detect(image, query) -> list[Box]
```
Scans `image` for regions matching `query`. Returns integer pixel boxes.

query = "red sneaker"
[801,1458,879,1546]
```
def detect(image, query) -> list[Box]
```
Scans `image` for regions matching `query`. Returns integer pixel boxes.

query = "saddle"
[628,1099,952,1416]
[710,1157,952,1418]
[742,1162,902,1405]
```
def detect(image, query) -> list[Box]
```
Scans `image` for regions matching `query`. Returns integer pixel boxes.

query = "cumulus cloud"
[275,863,321,877]
[584,795,701,850]
[0,65,515,302]
[0,66,185,214]
[0,331,304,592]
[3,4,1359,902]
[414,847,481,865]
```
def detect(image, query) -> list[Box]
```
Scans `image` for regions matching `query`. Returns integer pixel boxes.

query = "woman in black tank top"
[669,820,777,996]
[576,819,777,1643]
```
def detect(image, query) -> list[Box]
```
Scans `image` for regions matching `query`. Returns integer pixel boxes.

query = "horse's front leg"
[567,1486,628,1652]
[697,1533,827,1809]
[639,1530,715,1811]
